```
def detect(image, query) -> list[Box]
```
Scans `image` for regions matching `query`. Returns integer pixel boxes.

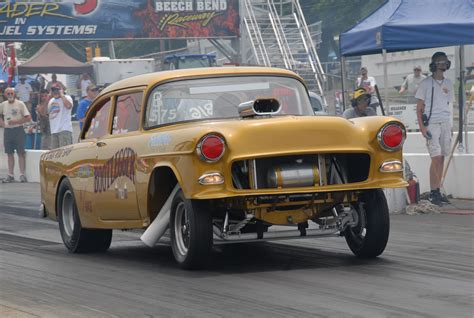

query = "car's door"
[80,97,114,219]
[94,90,144,221]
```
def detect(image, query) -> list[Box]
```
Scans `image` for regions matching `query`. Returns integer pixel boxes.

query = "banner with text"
[0,0,240,41]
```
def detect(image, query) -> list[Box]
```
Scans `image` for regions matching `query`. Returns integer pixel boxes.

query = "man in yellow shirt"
[0,87,32,183]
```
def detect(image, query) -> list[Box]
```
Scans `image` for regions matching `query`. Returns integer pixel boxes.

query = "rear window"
[145,76,313,127]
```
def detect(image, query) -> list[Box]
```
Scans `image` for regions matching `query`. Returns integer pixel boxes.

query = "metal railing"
[242,0,326,103]
[243,0,271,67]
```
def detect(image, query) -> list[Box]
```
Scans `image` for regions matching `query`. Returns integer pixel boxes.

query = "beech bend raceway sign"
[0,0,240,40]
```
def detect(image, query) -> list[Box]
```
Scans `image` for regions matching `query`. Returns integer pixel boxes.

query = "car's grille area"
[231,153,370,190]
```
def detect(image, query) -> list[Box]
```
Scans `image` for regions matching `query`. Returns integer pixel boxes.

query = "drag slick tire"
[170,190,213,269]
[57,179,112,253]
[344,189,389,258]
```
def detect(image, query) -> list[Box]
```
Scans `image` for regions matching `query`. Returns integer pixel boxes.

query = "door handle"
[96,141,107,147]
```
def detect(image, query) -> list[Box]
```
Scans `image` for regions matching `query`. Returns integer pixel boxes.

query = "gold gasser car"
[40,67,406,269]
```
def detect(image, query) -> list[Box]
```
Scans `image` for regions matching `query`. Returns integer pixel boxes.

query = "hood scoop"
[238,98,281,118]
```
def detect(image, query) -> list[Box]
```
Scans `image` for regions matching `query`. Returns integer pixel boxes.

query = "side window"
[112,92,143,135]
[310,95,322,112]
[84,99,112,139]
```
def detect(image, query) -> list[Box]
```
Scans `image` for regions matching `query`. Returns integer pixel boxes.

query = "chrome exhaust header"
[213,225,340,243]
[213,205,358,244]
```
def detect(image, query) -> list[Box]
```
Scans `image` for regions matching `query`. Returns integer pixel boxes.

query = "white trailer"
[91,57,155,86]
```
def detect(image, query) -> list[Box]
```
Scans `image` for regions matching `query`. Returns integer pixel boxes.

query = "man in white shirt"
[15,76,33,112]
[356,66,379,110]
[415,52,454,206]
[79,73,93,99]
[399,66,427,95]
[399,65,426,104]
[48,84,73,149]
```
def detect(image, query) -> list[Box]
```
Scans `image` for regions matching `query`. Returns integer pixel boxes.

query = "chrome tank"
[267,163,319,188]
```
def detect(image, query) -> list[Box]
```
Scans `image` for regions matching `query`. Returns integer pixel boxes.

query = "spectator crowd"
[0,73,95,183]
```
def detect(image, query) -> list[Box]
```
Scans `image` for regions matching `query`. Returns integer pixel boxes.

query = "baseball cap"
[87,84,98,91]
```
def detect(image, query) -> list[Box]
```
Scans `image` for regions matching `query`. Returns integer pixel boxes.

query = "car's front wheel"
[57,179,112,253]
[170,190,212,269]
[344,189,389,258]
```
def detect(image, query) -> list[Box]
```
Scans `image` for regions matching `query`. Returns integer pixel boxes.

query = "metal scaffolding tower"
[242,0,326,100]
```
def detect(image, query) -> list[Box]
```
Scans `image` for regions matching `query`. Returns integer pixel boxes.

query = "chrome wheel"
[170,189,213,269]
[62,190,75,238]
[173,201,190,257]
[348,203,367,244]
[344,189,390,258]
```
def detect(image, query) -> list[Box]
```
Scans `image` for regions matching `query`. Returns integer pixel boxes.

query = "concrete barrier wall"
[404,153,474,199]
[1,128,472,201]
[0,150,46,183]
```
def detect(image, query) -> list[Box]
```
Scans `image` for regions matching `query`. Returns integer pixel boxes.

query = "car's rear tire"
[170,190,212,269]
[344,189,389,258]
[57,179,112,253]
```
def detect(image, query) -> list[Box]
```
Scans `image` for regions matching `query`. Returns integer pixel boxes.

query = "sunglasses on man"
[357,97,370,104]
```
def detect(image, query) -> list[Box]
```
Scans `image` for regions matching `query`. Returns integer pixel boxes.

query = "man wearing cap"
[77,84,99,130]
[15,76,33,112]
[48,84,73,148]
[399,66,426,96]
[0,87,32,183]
[343,88,377,119]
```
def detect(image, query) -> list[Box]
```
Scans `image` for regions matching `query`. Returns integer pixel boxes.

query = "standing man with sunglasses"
[399,66,426,96]
[415,51,454,206]
[0,87,32,183]
[343,88,377,119]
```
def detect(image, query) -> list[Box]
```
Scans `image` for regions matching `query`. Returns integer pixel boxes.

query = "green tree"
[301,0,385,61]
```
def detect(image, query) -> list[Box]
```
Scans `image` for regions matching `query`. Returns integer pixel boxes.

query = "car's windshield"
[145,76,313,127]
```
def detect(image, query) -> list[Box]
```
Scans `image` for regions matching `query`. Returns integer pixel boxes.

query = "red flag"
[7,43,15,85]
[0,44,8,73]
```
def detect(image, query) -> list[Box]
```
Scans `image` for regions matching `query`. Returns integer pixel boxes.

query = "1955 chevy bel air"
[40,67,406,269]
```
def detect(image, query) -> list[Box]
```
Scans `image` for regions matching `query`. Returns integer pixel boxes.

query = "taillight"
[377,123,405,151]
[197,134,225,162]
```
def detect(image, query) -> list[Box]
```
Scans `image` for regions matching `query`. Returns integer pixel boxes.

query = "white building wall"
[361,45,474,90]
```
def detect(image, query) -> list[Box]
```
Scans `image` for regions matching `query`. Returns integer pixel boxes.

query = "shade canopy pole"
[382,49,389,109]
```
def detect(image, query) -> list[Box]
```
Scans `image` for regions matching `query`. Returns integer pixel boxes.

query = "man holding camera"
[48,84,73,149]
[415,52,454,206]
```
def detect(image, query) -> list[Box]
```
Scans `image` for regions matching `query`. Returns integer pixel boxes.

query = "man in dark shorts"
[0,87,32,183]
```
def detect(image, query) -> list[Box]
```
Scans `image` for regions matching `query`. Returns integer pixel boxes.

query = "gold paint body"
[40,67,406,229]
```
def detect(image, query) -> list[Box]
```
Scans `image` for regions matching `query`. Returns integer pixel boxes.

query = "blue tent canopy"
[340,0,474,57]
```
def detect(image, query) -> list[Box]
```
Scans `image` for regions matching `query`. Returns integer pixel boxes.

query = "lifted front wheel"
[344,189,390,258]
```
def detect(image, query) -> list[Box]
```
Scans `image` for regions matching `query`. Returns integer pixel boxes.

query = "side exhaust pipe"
[140,185,179,247]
